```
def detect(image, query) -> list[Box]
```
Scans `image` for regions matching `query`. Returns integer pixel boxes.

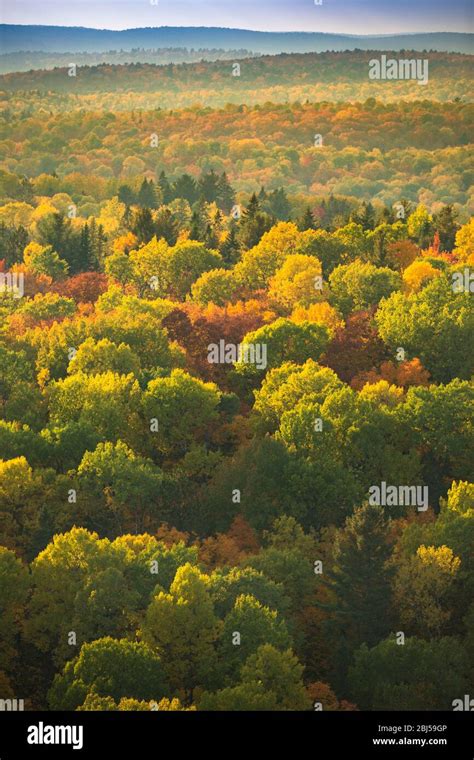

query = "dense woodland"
[0,48,473,712]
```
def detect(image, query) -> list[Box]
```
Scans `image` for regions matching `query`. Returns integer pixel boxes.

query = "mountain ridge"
[1,25,473,55]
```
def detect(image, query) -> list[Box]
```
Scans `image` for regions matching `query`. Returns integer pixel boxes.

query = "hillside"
[1,24,473,58]
[1,51,473,111]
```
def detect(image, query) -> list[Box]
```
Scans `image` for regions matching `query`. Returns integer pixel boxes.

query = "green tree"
[348,636,469,710]
[48,637,168,710]
[142,563,221,701]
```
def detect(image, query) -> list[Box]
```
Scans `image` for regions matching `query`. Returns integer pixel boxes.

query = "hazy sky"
[2,0,473,34]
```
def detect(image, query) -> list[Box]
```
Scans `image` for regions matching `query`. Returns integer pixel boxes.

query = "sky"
[2,0,473,35]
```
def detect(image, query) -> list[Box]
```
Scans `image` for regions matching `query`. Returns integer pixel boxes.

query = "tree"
[137,179,158,209]
[142,369,221,458]
[68,337,140,377]
[329,259,401,317]
[142,563,221,701]
[173,174,198,205]
[219,219,240,266]
[191,268,238,306]
[348,636,469,710]
[164,241,222,299]
[77,441,165,534]
[117,184,136,206]
[208,566,289,619]
[158,170,173,204]
[48,637,168,710]
[297,206,316,231]
[269,254,323,309]
[23,242,68,280]
[402,259,442,292]
[219,594,291,680]
[25,527,110,663]
[198,170,221,204]
[453,218,474,261]
[131,207,155,244]
[241,645,311,710]
[0,457,50,556]
[407,205,434,248]
[393,545,461,636]
[216,172,235,213]
[432,205,459,252]
[235,318,330,376]
[37,212,81,273]
[47,371,142,446]
[238,193,273,251]
[0,547,29,672]
[375,277,474,382]
[154,208,179,246]
[266,188,291,220]
[323,503,395,690]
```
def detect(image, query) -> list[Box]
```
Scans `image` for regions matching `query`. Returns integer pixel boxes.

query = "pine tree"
[198,170,220,204]
[137,179,158,209]
[220,220,241,266]
[204,223,218,250]
[267,188,291,221]
[89,219,107,268]
[158,171,173,204]
[118,184,136,207]
[155,208,179,246]
[298,206,316,231]
[433,205,459,252]
[131,207,155,244]
[322,503,394,693]
[216,172,235,213]
[79,223,94,271]
[350,201,376,231]
[173,174,198,205]
[238,194,272,250]
[189,210,206,242]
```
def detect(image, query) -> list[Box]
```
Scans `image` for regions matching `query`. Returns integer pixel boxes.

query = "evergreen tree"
[220,219,241,266]
[37,212,82,273]
[216,172,235,213]
[173,174,198,205]
[267,188,291,221]
[89,219,107,269]
[298,206,316,231]
[433,205,459,252]
[238,194,273,250]
[189,209,206,242]
[198,170,220,204]
[322,503,394,693]
[117,184,136,206]
[79,223,94,271]
[350,201,376,231]
[204,223,219,251]
[131,207,155,244]
[137,179,158,209]
[155,208,179,246]
[158,171,173,204]
[0,223,29,268]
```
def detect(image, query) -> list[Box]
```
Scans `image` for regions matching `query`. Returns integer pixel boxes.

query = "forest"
[0,45,473,713]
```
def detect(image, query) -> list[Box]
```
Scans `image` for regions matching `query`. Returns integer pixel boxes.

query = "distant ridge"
[1,25,473,55]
